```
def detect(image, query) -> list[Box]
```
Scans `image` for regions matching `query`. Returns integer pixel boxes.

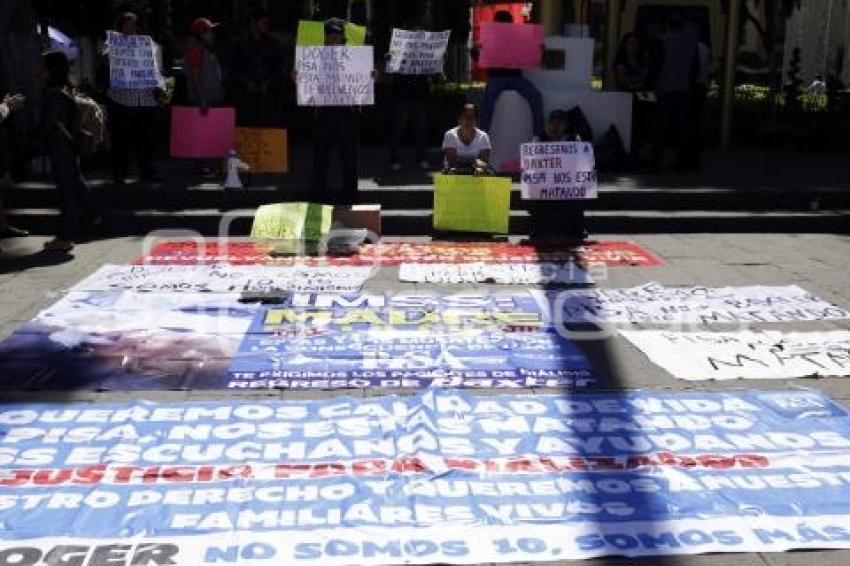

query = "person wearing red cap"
[184,17,224,176]
[184,17,224,115]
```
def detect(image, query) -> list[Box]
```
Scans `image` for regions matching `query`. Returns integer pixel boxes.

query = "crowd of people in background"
[0,7,717,253]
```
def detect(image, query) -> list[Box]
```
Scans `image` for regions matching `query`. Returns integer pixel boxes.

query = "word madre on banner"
[386,29,451,75]
[521,141,597,200]
[2,390,850,563]
[296,46,374,106]
[106,31,164,90]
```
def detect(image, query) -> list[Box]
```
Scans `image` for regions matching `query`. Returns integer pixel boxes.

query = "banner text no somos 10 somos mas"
[3,389,850,563]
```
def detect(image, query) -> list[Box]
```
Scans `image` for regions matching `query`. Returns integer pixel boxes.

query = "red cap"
[190,18,219,36]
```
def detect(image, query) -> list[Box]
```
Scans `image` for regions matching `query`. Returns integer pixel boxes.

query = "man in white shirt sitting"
[441,103,492,174]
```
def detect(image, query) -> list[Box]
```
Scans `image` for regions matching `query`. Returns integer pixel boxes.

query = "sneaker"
[43,238,74,252]
[389,161,403,172]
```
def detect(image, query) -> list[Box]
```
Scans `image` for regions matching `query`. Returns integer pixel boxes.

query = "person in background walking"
[477,10,545,138]
[41,51,97,253]
[686,20,710,171]
[651,12,698,173]
[107,12,164,186]
[0,93,29,239]
[228,10,287,128]
[309,18,362,205]
[442,103,491,174]
[528,109,586,241]
[184,17,224,177]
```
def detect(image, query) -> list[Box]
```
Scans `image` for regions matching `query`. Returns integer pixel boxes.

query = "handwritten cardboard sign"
[169,106,236,158]
[433,174,511,234]
[520,141,598,200]
[106,31,164,89]
[479,23,544,69]
[234,128,289,173]
[295,46,374,106]
[386,29,451,75]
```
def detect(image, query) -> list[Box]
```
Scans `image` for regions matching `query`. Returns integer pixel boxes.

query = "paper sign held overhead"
[521,141,598,200]
[433,174,512,234]
[479,23,544,69]
[386,29,451,75]
[106,31,164,89]
[234,128,289,173]
[296,20,367,46]
[169,106,236,158]
[296,46,375,106]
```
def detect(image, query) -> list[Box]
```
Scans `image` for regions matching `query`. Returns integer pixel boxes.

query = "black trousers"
[50,141,93,241]
[109,102,158,180]
[652,91,696,169]
[528,201,587,240]
[311,108,360,205]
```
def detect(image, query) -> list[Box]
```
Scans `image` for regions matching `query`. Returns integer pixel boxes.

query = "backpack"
[60,88,107,156]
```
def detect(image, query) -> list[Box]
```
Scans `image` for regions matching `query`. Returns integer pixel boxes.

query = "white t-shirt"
[442,127,491,160]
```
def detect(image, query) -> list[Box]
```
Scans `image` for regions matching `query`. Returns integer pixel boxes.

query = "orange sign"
[234,128,289,173]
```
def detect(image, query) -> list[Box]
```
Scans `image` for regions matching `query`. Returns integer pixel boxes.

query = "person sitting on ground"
[442,103,492,174]
[528,109,587,242]
[0,93,29,239]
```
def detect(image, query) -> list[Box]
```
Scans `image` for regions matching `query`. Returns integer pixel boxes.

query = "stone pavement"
[0,231,848,565]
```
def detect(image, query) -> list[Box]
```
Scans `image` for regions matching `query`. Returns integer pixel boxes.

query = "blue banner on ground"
[0,291,596,391]
[2,389,850,563]
[227,292,594,390]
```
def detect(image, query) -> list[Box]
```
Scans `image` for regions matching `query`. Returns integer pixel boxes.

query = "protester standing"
[477,10,545,138]
[528,110,586,241]
[228,10,287,127]
[0,93,29,239]
[651,13,699,173]
[686,20,710,171]
[184,17,225,176]
[107,12,164,185]
[441,103,491,174]
[41,51,97,253]
[612,32,653,163]
[309,18,362,205]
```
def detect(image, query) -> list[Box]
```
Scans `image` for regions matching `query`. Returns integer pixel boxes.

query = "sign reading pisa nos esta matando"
[521,141,598,200]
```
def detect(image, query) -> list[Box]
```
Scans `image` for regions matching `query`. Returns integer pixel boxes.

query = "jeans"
[50,141,93,241]
[479,76,545,136]
[388,97,427,163]
[311,108,360,205]
[109,102,158,180]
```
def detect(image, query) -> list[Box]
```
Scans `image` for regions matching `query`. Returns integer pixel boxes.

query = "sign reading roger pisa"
[106,31,164,90]
[296,46,374,106]
[386,29,451,75]
[521,141,598,200]
[3,390,850,563]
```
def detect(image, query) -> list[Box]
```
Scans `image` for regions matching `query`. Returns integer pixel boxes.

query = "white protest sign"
[71,265,372,293]
[521,141,598,200]
[106,31,164,90]
[296,46,374,106]
[386,29,451,75]
[559,283,850,325]
[399,262,593,285]
[621,330,850,381]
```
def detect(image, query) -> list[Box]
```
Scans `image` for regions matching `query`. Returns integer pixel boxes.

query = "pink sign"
[479,23,544,69]
[169,106,236,158]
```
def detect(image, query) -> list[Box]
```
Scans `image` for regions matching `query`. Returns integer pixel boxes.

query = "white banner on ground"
[386,29,451,75]
[71,265,372,293]
[558,283,850,325]
[106,31,164,89]
[520,141,598,200]
[296,46,374,106]
[621,329,850,381]
[399,262,593,285]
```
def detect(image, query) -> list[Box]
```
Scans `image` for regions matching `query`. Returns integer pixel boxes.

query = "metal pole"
[603,0,620,90]
[720,0,742,149]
